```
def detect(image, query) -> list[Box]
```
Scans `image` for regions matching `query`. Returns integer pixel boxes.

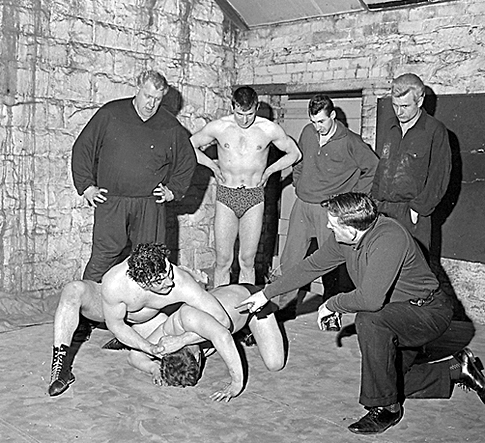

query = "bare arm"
[127,349,162,385]
[176,269,231,330]
[190,123,225,183]
[180,306,244,401]
[258,124,302,186]
[102,296,162,357]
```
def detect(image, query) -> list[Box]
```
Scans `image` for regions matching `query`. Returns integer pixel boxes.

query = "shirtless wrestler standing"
[191,86,301,288]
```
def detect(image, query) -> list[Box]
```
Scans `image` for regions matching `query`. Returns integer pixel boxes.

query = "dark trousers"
[355,290,454,408]
[83,196,166,282]
[404,319,475,399]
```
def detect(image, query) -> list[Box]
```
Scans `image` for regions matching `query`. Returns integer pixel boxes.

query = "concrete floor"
[1,293,484,443]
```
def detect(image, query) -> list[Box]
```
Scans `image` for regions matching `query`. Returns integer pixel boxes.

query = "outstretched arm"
[257,124,302,186]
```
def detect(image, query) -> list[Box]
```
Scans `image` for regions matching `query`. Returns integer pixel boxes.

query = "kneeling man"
[238,192,485,434]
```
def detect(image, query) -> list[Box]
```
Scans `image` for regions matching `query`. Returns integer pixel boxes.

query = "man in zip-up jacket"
[277,95,378,310]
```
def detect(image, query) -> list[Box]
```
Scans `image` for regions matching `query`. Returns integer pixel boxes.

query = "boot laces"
[51,348,67,381]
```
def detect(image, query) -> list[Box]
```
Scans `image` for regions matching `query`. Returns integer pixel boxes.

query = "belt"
[409,288,439,307]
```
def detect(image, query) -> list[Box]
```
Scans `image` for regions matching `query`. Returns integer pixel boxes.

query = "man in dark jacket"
[372,73,451,254]
[237,192,485,435]
[72,70,196,282]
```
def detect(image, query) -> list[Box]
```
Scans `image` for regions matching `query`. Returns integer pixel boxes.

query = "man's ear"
[416,94,425,108]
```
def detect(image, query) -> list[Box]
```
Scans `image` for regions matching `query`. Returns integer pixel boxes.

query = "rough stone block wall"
[234,0,485,323]
[0,0,237,325]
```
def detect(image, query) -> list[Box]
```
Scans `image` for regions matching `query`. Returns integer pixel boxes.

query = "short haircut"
[159,347,201,387]
[324,192,378,231]
[136,70,168,91]
[391,73,425,102]
[127,243,171,287]
[232,86,258,111]
[308,94,335,117]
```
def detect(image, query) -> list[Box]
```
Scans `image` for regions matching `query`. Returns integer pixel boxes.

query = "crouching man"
[237,192,485,434]
[127,284,285,402]
[48,243,229,397]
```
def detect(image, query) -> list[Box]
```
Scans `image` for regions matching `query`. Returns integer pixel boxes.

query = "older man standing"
[72,70,196,282]
[372,73,451,254]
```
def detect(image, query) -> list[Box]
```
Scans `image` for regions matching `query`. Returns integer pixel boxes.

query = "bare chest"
[125,293,174,323]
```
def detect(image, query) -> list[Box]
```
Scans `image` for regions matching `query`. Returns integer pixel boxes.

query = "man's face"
[134,80,167,120]
[145,260,175,295]
[309,109,336,136]
[327,213,357,245]
[233,104,258,129]
[391,91,423,124]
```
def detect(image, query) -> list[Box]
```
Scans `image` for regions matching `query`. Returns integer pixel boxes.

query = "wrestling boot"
[348,406,403,434]
[48,344,75,397]
[454,347,485,404]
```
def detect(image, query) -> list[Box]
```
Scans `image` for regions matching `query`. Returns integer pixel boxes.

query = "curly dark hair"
[127,243,171,287]
[159,347,201,388]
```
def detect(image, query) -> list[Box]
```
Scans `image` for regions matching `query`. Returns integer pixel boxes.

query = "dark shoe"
[102,337,130,351]
[455,347,485,404]
[48,344,75,397]
[348,407,403,434]
[234,327,257,347]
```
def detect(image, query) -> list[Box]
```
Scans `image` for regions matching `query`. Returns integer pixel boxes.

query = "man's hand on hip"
[153,184,174,203]
[83,185,108,207]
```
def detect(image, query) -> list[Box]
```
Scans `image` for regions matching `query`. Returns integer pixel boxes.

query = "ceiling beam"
[213,0,249,31]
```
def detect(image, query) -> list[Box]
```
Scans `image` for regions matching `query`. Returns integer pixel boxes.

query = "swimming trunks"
[239,283,262,294]
[216,184,264,218]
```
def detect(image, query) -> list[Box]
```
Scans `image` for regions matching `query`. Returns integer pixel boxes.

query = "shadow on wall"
[424,87,468,323]
[161,85,184,116]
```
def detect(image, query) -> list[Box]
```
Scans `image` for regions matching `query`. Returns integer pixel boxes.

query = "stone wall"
[234,0,485,323]
[0,0,237,323]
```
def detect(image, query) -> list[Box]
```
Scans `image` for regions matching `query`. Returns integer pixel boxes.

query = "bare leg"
[214,201,239,287]
[248,311,285,371]
[49,280,103,397]
[238,202,264,284]
[53,281,102,346]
